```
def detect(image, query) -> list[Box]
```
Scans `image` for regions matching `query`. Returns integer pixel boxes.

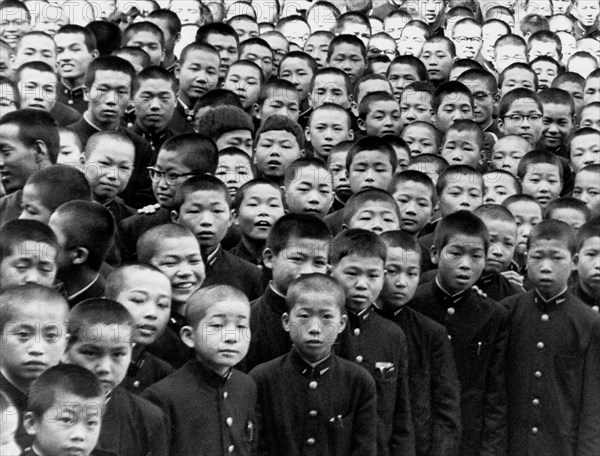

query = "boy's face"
[84,139,135,204]
[235,183,284,240]
[182,299,250,375]
[540,102,574,150]
[498,98,543,144]
[393,180,433,234]
[554,0,573,14]
[527,238,575,298]
[254,130,302,179]
[388,63,420,100]
[452,22,482,60]
[528,41,560,63]
[0,6,31,47]
[310,73,350,109]
[240,44,273,79]
[339,22,371,46]
[401,123,437,156]
[573,0,600,27]
[169,0,201,24]
[532,61,558,91]
[17,68,57,112]
[433,233,486,293]
[285,167,334,219]
[327,43,366,83]
[506,200,543,254]
[174,189,233,249]
[354,79,393,109]
[64,323,133,394]
[570,133,600,173]
[258,88,300,122]
[438,173,483,217]
[329,149,351,195]
[348,150,395,193]
[203,32,239,78]
[481,216,517,273]
[367,36,396,60]
[580,105,600,131]
[149,236,205,306]
[12,34,56,70]
[584,75,600,105]
[230,18,259,43]
[573,169,600,217]
[125,31,164,66]
[360,100,402,136]
[215,154,253,198]
[577,235,600,297]
[420,41,454,83]
[0,240,57,290]
[483,171,519,204]
[151,149,195,208]
[280,57,313,101]
[1,300,67,387]
[521,163,562,208]
[283,290,346,363]
[494,44,527,74]
[441,129,482,168]
[18,183,52,224]
[482,22,507,61]
[133,77,177,132]
[459,77,496,126]
[86,70,132,127]
[304,34,331,69]
[435,92,473,132]
[307,109,353,160]
[499,68,536,97]
[216,130,254,157]
[346,201,400,234]
[489,136,529,175]
[380,246,421,309]
[384,15,407,43]
[24,391,104,456]
[331,253,385,313]
[0,123,43,194]
[398,25,426,57]
[55,32,97,82]
[264,236,329,294]
[549,207,588,232]
[223,63,261,109]
[114,269,172,346]
[177,49,220,102]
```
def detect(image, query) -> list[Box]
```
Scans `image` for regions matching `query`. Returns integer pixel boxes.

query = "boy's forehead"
[201,299,250,319]
[443,171,483,188]
[403,124,432,137]
[525,162,561,175]
[283,236,329,256]
[331,42,362,56]
[528,237,572,254]
[575,170,600,186]
[444,233,486,248]
[440,92,471,105]
[369,99,400,111]
[353,149,391,162]
[185,188,229,204]
[508,200,542,215]
[152,236,200,258]
[75,323,133,344]
[385,245,421,265]
[7,298,67,322]
[8,238,57,258]
[353,200,398,215]
[571,132,600,146]
[506,98,541,113]
[281,56,311,70]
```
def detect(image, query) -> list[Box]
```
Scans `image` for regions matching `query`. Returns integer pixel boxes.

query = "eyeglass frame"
[502,113,543,124]
[147,167,206,185]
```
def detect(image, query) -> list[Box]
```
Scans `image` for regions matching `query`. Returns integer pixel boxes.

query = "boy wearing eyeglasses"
[498,88,544,145]
[120,133,219,261]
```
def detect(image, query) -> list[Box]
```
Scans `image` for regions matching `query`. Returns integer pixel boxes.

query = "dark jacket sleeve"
[351,372,378,456]
[430,324,462,456]
[577,315,600,455]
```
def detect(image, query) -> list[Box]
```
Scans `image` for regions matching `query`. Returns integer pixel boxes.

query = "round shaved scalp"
[185,285,250,328]
[0,284,68,332]
[286,273,346,312]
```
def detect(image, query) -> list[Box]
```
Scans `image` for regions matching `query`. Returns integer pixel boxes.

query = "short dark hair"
[327,34,367,61]
[137,223,197,264]
[133,65,177,94]
[380,230,421,258]
[551,71,585,89]
[67,298,134,347]
[266,213,332,255]
[194,89,242,114]
[279,51,317,77]
[84,55,135,90]
[498,88,542,119]
[105,262,168,300]
[528,219,576,255]
[26,364,104,418]
[528,30,562,58]
[53,201,116,271]
[309,103,352,129]
[56,24,98,52]
[159,133,219,175]
[390,170,436,205]
[436,164,483,196]
[431,81,473,113]
[576,218,600,252]
[0,109,59,164]
[346,136,397,172]
[257,78,298,106]
[255,114,305,149]
[123,21,165,48]
[148,9,182,36]
[538,87,575,116]
[433,210,489,253]
[330,228,387,265]
[25,165,91,212]
[494,33,526,51]
[545,197,591,222]
[388,55,428,82]
[458,68,498,93]
[86,20,122,56]
[232,178,283,212]
[357,90,397,119]
[483,169,522,194]
[520,13,550,36]
[0,219,58,264]
[342,188,400,226]
[445,119,484,151]
[196,105,255,141]
[311,67,352,94]
[473,203,516,225]
[284,157,329,187]
[286,273,346,312]
[173,174,231,211]
[196,22,239,45]
[180,41,220,66]
[424,36,456,58]
[0,284,66,332]
[14,61,57,83]
[113,46,152,69]
[499,62,539,91]
[408,153,449,175]
[186,285,249,328]
[517,150,563,182]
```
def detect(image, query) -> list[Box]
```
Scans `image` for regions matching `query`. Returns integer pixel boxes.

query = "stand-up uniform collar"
[290,346,332,379]
[433,277,469,307]
[534,287,568,312]
[189,358,232,389]
[347,306,372,329]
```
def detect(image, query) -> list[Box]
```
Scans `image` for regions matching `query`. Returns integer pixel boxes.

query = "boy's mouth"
[173,281,196,290]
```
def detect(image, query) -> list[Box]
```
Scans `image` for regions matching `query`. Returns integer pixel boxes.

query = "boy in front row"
[409,211,509,456]
[501,220,600,456]
[249,273,377,456]
[143,285,256,456]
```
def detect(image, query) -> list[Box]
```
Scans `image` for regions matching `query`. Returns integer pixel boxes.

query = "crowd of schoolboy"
[0,0,599,455]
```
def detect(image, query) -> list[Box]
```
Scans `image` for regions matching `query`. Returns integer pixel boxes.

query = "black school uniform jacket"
[374,305,462,456]
[249,348,378,456]
[0,372,31,450]
[409,280,509,456]
[57,80,87,113]
[202,245,263,300]
[97,386,169,456]
[344,307,415,456]
[122,347,175,394]
[501,289,600,456]
[476,271,524,302]
[143,359,257,456]
[570,282,600,312]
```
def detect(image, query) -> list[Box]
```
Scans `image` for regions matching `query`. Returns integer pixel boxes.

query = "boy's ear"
[262,247,274,269]
[351,101,359,118]
[348,129,354,140]
[180,325,196,349]
[72,247,89,266]
[571,253,578,271]
[281,312,290,332]
[497,117,505,134]
[357,117,366,132]
[231,208,239,226]
[170,210,179,223]
[337,314,347,334]
[253,103,261,119]
[174,65,180,79]
[91,49,99,60]
[341,223,348,231]
[430,245,439,265]
[33,140,50,163]
[305,125,311,142]
[23,412,39,436]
